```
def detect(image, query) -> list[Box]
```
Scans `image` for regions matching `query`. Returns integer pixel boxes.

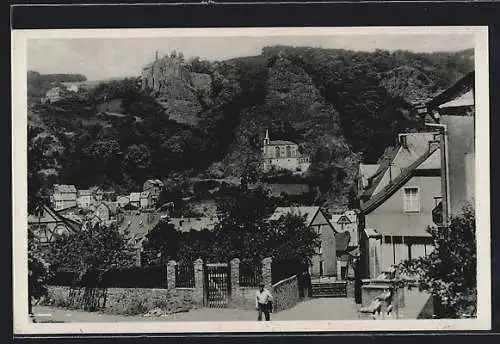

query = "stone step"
[311,282,347,297]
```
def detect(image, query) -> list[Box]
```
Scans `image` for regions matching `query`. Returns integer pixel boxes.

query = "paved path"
[32,297,361,323]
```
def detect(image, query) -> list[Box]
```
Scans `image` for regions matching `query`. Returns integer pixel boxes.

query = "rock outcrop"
[140,54,212,126]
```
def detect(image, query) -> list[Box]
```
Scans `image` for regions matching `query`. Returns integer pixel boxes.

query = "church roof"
[268,140,297,146]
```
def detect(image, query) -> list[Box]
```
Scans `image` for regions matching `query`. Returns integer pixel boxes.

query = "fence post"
[230,258,240,291]
[230,258,240,308]
[262,257,273,290]
[166,260,176,290]
[193,258,204,307]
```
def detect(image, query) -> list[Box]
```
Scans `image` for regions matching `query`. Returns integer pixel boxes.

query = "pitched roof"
[362,132,440,199]
[54,184,77,193]
[28,202,81,234]
[426,71,474,111]
[439,90,474,108]
[95,201,118,215]
[268,140,298,146]
[169,217,219,232]
[143,179,164,190]
[53,193,77,201]
[140,191,151,198]
[78,189,93,197]
[119,212,162,241]
[130,192,141,202]
[361,144,440,215]
[359,164,380,182]
[269,206,321,227]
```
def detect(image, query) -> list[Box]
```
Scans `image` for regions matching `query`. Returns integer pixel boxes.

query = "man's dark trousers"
[258,303,270,321]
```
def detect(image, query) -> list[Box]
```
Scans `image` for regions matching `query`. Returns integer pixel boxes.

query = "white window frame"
[403,186,420,213]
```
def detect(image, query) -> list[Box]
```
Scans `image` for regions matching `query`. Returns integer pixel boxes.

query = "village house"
[60,82,81,93]
[140,191,153,209]
[357,132,442,279]
[28,203,81,243]
[116,195,130,208]
[51,184,78,210]
[330,209,360,248]
[129,192,141,208]
[76,189,94,208]
[269,206,337,278]
[143,179,164,206]
[261,130,311,174]
[41,86,65,104]
[90,187,104,203]
[118,212,163,266]
[93,201,118,224]
[422,71,475,221]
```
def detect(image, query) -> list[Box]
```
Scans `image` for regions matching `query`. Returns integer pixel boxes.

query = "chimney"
[399,134,408,149]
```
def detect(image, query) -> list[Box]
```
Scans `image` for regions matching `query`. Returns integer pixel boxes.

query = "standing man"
[256,283,273,321]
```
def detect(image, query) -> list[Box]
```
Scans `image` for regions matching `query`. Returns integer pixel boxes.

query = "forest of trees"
[27,46,474,211]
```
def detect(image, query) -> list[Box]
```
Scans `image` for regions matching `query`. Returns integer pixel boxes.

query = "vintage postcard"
[12,26,490,334]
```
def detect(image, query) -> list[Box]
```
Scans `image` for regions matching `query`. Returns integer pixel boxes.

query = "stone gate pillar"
[230,258,240,293]
[166,260,176,290]
[262,257,273,290]
[230,258,241,308]
[193,258,204,307]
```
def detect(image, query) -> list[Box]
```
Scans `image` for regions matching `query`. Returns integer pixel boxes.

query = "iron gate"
[204,262,231,308]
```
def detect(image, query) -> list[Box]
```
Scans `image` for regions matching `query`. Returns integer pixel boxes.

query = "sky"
[27,34,474,81]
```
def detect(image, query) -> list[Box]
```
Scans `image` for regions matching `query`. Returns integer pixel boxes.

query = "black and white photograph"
[12,26,490,334]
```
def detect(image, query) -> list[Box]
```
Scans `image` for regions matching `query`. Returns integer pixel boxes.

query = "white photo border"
[12,26,491,334]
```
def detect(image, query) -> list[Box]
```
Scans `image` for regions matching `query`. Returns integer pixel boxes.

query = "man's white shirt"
[256,289,273,308]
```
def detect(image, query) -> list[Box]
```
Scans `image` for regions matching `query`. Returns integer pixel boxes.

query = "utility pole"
[425,123,450,227]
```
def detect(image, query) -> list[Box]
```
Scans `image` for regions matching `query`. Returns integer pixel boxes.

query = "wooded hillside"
[27,46,474,210]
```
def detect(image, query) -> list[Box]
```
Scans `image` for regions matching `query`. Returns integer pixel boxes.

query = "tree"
[27,126,59,213]
[122,144,152,185]
[141,221,181,266]
[398,204,476,318]
[212,187,320,264]
[28,227,52,314]
[45,223,137,310]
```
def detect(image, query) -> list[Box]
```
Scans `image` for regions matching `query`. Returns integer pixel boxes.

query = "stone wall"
[228,257,272,310]
[272,275,300,312]
[43,286,196,316]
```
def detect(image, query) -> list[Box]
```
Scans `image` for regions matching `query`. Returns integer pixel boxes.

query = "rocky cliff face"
[140,55,212,126]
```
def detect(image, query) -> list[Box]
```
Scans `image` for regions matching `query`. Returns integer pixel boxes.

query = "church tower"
[264,129,270,145]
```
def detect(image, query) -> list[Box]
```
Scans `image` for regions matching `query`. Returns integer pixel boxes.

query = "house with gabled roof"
[28,203,81,244]
[76,189,94,208]
[129,192,141,208]
[143,179,164,205]
[422,71,475,221]
[140,191,152,209]
[269,206,337,278]
[357,132,442,279]
[51,184,77,210]
[93,201,118,223]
